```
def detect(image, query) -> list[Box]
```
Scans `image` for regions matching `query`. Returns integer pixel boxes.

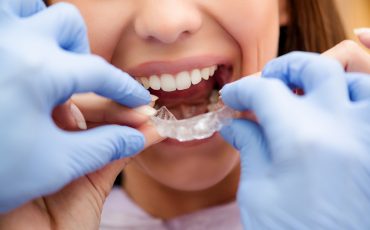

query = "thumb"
[91,124,164,188]
[221,119,270,177]
[355,28,370,49]
[322,40,370,74]
[346,73,370,101]
[63,125,145,178]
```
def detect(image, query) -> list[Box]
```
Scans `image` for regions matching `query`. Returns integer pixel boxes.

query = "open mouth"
[129,58,234,120]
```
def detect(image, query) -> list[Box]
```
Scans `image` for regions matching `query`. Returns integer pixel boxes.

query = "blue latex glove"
[221,52,370,229]
[0,0,150,212]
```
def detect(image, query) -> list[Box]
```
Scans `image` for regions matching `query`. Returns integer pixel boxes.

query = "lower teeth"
[150,91,237,142]
[154,90,220,119]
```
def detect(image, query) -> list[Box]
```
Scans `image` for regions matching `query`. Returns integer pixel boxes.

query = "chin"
[134,133,240,191]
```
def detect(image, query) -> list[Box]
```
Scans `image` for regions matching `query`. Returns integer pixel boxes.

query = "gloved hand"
[0,0,151,212]
[221,52,370,230]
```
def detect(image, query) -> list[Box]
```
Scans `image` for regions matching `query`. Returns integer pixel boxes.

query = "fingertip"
[219,82,233,98]
[261,60,277,78]
[67,125,147,161]
[137,123,165,149]
[354,28,370,37]
[122,84,151,108]
[61,55,151,108]
[107,70,151,108]
[122,131,146,157]
[357,32,370,49]
[219,82,242,110]
[70,103,87,130]
[101,127,146,159]
[52,101,79,130]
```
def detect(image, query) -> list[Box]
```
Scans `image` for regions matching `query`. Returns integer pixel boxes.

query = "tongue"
[150,78,215,119]
[169,103,209,119]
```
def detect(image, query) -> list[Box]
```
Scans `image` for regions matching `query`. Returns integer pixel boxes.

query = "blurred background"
[335,0,370,40]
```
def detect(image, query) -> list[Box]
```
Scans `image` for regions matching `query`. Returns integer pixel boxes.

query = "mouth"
[129,56,234,119]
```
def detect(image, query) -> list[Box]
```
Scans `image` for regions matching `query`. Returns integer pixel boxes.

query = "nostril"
[147,35,157,43]
[136,23,185,44]
[178,31,192,40]
[133,3,202,44]
[148,30,188,44]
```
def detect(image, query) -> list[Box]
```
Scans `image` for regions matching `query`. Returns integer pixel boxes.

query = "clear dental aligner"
[151,104,237,142]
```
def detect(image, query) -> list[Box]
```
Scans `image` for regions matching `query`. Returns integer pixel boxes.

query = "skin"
[3,1,369,229]
[0,0,289,228]
[323,30,370,73]
[57,0,288,219]
[55,0,288,219]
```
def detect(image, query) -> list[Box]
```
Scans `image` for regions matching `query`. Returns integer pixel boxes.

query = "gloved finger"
[221,76,296,131]
[51,53,151,108]
[323,40,370,74]
[85,124,164,200]
[346,73,370,101]
[63,125,145,178]
[221,119,269,176]
[355,28,370,49]
[2,0,46,17]
[263,52,348,101]
[29,2,89,54]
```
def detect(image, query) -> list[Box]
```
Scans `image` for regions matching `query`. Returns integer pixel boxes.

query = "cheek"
[205,0,281,75]
[61,0,134,61]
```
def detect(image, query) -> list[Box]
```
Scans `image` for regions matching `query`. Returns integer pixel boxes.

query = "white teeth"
[176,71,191,90]
[138,65,218,91]
[161,74,177,92]
[141,77,150,89]
[149,75,161,90]
[191,69,202,84]
[200,67,210,80]
[210,66,217,76]
[191,69,202,85]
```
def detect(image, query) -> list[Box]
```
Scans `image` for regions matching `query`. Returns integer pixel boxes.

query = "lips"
[128,56,233,116]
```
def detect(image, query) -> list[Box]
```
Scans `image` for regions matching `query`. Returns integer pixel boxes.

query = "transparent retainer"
[150,102,237,142]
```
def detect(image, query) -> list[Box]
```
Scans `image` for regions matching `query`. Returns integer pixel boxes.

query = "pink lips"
[127,56,231,77]
[127,56,233,108]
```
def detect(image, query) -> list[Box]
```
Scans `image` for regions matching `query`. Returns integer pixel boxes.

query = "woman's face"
[50,0,287,191]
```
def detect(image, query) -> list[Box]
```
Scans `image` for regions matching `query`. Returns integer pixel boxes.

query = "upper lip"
[127,56,231,78]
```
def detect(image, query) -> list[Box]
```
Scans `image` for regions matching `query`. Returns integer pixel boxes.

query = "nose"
[134,1,202,44]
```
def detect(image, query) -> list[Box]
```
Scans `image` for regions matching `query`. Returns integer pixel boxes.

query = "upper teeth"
[138,65,217,92]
